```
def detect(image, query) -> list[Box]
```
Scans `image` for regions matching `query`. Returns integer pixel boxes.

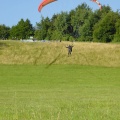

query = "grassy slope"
[0,40,120,67]
[0,41,120,119]
[0,65,120,119]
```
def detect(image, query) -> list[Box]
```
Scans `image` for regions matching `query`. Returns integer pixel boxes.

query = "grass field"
[0,65,120,120]
[0,41,120,119]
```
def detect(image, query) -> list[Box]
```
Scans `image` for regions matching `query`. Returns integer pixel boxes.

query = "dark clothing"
[66,45,73,56]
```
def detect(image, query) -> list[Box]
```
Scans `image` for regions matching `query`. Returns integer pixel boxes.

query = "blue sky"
[0,0,119,27]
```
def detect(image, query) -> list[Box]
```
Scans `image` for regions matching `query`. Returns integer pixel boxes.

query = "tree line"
[0,3,120,42]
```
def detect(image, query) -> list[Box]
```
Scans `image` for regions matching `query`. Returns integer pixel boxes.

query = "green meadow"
[0,41,120,119]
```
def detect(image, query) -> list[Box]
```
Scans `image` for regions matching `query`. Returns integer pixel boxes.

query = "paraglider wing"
[38,0,57,12]
[90,0,102,10]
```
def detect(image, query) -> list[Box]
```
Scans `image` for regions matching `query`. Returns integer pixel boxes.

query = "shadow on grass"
[45,53,61,68]
[0,42,9,49]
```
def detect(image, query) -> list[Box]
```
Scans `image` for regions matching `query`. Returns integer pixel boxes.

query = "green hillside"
[0,40,120,67]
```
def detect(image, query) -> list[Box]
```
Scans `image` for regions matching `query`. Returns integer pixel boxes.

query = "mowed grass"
[0,65,120,120]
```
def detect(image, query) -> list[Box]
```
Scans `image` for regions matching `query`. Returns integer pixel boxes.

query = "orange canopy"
[38,0,57,12]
